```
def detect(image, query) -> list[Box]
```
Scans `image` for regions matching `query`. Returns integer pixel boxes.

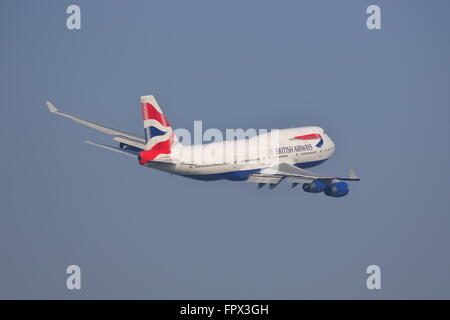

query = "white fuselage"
[145,126,335,181]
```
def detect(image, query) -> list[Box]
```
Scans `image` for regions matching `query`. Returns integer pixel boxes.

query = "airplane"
[46,95,360,197]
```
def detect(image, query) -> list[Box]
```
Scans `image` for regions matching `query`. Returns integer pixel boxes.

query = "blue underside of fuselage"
[181,159,328,181]
[293,159,327,169]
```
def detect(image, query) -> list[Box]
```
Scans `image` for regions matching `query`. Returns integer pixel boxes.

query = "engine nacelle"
[302,180,326,193]
[324,182,349,197]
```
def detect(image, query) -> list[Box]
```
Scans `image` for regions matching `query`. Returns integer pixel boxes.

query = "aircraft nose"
[328,136,335,153]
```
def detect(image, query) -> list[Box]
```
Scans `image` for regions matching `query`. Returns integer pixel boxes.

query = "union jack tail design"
[138,95,176,164]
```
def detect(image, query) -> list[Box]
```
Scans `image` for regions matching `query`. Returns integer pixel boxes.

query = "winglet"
[46,101,58,113]
[348,168,359,180]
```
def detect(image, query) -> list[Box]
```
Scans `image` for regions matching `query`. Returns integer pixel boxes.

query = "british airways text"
[272,144,313,155]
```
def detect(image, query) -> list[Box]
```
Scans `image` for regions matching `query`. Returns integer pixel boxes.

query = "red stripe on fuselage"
[141,103,170,127]
[293,133,322,140]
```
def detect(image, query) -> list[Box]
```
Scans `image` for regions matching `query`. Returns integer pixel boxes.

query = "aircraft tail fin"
[138,95,178,164]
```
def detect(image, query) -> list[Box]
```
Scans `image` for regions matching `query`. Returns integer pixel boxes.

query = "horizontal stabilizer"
[85,141,138,158]
[113,136,145,150]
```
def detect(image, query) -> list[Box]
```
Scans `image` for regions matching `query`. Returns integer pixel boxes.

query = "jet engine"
[302,180,326,193]
[324,182,349,197]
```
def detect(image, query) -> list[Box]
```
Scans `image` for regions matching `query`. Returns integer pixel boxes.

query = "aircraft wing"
[46,101,145,145]
[247,162,359,188]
